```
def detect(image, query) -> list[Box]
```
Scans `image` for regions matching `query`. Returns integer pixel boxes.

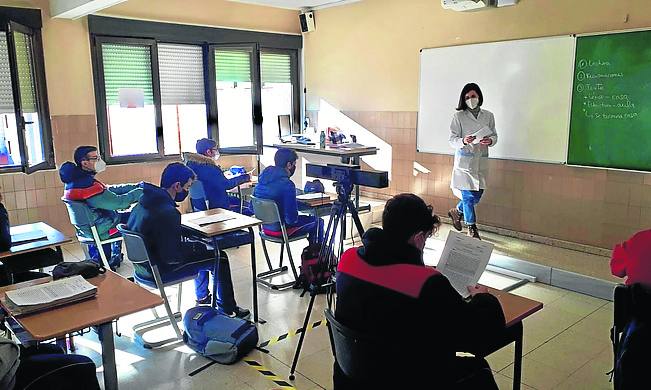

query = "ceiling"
[226,0,361,10]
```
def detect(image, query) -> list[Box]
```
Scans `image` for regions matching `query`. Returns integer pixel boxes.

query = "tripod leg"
[289,292,318,380]
[347,201,366,237]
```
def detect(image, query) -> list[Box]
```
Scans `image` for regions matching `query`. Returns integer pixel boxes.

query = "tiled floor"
[51,221,616,390]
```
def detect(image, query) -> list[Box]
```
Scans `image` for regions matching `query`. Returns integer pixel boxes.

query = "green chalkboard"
[568,30,651,171]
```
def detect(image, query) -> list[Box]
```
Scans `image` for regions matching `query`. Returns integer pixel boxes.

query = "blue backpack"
[183,306,258,364]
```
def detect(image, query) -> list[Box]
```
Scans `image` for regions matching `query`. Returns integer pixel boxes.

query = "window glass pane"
[215,49,253,149]
[158,43,207,155]
[13,31,44,167]
[0,32,20,167]
[102,43,157,157]
[261,52,293,145]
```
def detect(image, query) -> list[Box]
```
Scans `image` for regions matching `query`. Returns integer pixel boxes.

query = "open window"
[0,20,53,173]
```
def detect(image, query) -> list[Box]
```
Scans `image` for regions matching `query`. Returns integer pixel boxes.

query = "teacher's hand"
[480,137,493,146]
[463,135,476,145]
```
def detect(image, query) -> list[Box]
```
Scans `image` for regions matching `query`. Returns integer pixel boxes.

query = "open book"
[436,231,494,298]
[2,275,97,316]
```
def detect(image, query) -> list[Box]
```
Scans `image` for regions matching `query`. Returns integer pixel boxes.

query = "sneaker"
[196,293,212,306]
[448,208,463,231]
[225,306,251,320]
[468,224,481,240]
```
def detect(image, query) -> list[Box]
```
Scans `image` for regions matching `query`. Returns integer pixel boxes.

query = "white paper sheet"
[190,214,236,226]
[11,229,47,244]
[6,275,96,306]
[436,231,494,298]
[296,193,327,200]
[470,126,493,144]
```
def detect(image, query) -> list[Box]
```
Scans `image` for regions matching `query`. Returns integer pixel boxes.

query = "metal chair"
[116,224,196,348]
[324,308,382,383]
[61,198,122,269]
[250,195,307,290]
[189,180,208,212]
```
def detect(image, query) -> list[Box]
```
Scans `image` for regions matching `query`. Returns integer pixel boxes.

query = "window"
[89,16,302,163]
[99,40,158,158]
[158,43,207,155]
[261,51,296,144]
[0,14,53,173]
[213,47,258,152]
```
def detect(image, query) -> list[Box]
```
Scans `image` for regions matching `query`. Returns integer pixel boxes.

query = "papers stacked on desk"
[190,214,236,227]
[3,275,97,316]
[436,231,494,298]
[296,193,328,201]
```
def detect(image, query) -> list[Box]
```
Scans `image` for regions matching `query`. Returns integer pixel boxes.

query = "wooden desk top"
[0,271,162,340]
[271,143,379,158]
[488,287,543,327]
[181,208,262,238]
[0,222,72,259]
[297,193,336,208]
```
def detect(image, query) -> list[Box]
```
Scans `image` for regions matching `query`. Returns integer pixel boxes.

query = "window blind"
[0,33,14,114]
[158,43,205,105]
[101,43,154,105]
[215,50,251,82]
[261,52,291,84]
[13,31,36,112]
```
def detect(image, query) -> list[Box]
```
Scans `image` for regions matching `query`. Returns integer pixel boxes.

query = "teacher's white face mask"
[466,98,479,109]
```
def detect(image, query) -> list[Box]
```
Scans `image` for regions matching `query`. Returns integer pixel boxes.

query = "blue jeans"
[88,241,123,268]
[457,190,484,225]
[263,215,324,244]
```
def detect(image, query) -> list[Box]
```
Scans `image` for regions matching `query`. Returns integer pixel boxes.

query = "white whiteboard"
[417,36,575,163]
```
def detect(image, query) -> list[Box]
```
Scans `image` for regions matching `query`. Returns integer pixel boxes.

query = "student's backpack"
[293,243,333,292]
[304,179,325,194]
[183,306,258,364]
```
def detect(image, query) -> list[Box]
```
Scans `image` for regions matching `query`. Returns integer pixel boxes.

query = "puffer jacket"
[59,162,142,240]
[183,152,249,210]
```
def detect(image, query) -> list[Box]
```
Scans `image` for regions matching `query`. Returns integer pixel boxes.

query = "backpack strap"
[231,322,252,339]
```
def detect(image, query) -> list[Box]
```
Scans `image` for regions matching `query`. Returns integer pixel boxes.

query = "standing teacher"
[447,83,497,240]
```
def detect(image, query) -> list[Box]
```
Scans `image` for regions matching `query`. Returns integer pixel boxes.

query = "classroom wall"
[0,0,299,236]
[304,0,651,250]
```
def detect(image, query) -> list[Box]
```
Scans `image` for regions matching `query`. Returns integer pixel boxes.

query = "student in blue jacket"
[253,148,323,243]
[59,146,143,269]
[127,163,249,318]
[183,138,251,213]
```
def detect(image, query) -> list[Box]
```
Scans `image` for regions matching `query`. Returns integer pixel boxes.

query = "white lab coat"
[449,109,498,191]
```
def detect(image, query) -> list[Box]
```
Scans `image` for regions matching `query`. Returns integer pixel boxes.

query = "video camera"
[305,163,389,189]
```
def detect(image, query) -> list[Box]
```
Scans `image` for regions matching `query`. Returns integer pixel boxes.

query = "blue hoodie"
[59,162,142,240]
[253,165,298,229]
[127,183,186,269]
[183,152,249,210]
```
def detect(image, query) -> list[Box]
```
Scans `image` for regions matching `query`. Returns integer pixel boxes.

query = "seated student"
[611,229,651,286]
[183,138,251,213]
[0,336,100,390]
[253,148,323,243]
[127,163,249,318]
[59,146,143,269]
[334,193,505,389]
[0,193,52,286]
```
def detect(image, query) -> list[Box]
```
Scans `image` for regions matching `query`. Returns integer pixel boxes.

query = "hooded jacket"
[253,165,298,229]
[59,162,143,240]
[335,227,506,387]
[0,203,10,252]
[127,183,188,270]
[183,152,249,210]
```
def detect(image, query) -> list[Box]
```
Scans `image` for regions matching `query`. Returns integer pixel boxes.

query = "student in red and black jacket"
[334,193,506,389]
[611,229,651,286]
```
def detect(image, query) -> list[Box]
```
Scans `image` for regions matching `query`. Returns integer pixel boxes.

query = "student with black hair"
[447,83,498,240]
[335,193,505,389]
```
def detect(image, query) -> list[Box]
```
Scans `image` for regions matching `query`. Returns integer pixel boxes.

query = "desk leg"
[512,323,523,390]
[99,321,118,390]
[211,238,221,309]
[249,227,264,324]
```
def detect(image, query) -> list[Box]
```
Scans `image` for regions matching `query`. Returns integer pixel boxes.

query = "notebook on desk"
[11,229,48,245]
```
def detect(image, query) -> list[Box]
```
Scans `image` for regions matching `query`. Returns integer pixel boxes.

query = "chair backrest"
[250,196,282,225]
[324,308,384,382]
[189,180,208,211]
[61,198,94,227]
[115,224,151,265]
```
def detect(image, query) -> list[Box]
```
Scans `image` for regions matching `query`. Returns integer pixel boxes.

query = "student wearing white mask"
[447,83,497,240]
[59,146,143,268]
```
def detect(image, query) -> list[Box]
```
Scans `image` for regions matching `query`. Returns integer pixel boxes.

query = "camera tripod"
[288,178,366,380]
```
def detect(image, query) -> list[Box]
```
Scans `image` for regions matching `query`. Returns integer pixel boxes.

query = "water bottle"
[320,130,326,149]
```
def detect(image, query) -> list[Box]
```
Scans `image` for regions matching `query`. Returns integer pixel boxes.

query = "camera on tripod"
[305,162,389,190]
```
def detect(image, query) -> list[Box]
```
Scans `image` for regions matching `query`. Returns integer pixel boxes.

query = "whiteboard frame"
[416,34,576,164]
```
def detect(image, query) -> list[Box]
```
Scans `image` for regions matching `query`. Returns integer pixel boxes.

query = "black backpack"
[293,243,333,293]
